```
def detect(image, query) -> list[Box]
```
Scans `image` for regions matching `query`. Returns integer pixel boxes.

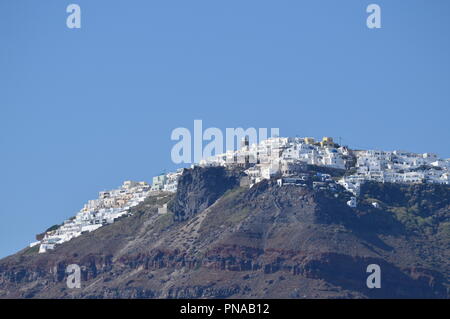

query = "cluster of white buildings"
[339,149,450,196]
[151,169,184,192]
[199,136,450,200]
[32,169,186,253]
[31,136,449,252]
[199,136,349,186]
[31,175,184,253]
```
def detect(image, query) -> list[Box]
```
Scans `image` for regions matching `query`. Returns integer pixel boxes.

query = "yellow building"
[320,137,334,148]
[304,137,315,145]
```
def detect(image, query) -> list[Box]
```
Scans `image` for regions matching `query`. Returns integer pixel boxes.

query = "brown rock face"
[0,167,448,299]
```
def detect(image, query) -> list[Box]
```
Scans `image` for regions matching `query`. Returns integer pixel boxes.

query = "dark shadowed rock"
[170,166,245,221]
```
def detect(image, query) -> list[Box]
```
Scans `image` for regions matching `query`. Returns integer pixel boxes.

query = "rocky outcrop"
[0,167,448,299]
[170,166,245,221]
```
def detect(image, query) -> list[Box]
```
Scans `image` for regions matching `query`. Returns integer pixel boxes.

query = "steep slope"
[0,167,448,298]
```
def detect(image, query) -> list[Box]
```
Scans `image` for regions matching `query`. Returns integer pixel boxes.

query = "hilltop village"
[32,172,183,253]
[31,137,450,253]
[201,136,449,192]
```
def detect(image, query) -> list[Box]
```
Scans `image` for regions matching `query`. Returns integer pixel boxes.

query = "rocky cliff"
[170,166,245,221]
[0,167,448,298]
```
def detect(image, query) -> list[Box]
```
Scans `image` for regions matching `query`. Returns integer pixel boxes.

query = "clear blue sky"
[1,0,449,258]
